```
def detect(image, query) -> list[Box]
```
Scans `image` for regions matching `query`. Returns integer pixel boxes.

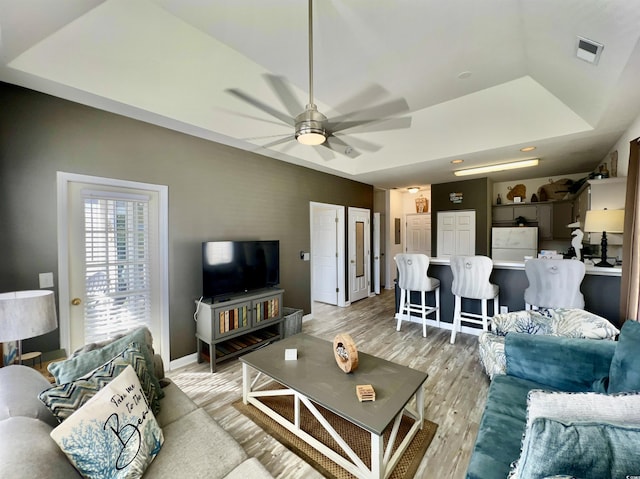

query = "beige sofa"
[0,334,273,478]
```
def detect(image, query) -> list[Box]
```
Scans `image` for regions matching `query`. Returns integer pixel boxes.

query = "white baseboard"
[168,352,197,371]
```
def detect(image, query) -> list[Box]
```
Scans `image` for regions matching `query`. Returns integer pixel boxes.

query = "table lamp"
[583,209,624,267]
[0,290,58,365]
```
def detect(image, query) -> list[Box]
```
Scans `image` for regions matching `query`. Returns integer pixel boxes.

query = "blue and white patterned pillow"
[39,342,161,422]
[51,365,164,479]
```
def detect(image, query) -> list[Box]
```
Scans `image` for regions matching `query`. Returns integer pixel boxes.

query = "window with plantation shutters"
[82,189,152,343]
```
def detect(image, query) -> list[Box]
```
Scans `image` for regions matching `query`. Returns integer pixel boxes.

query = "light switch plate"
[39,272,54,288]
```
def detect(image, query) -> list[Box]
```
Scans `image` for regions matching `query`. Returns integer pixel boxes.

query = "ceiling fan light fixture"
[295,104,327,145]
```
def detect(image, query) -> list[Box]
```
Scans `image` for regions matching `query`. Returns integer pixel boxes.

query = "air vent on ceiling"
[576,36,604,65]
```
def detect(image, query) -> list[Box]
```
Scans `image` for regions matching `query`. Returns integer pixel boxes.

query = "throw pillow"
[524,389,640,431]
[608,319,640,393]
[40,342,161,422]
[51,365,164,479]
[509,390,640,479]
[515,418,640,479]
[48,327,164,399]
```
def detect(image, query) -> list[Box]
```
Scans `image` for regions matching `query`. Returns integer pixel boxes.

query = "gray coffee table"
[240,334,428,479]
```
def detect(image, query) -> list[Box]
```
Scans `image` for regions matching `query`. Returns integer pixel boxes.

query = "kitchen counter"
[396,257,623,333]
[429,257,622,276]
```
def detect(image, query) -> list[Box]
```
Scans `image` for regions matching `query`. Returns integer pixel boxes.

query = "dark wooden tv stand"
[195,288,284,372]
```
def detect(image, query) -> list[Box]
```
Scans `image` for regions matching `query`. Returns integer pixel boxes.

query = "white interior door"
[437,210,476,257]
[312,206,339,305]
[348,207,370,303]
[405,213,432,254]
[373,213,381,295]
[57,173,169,365]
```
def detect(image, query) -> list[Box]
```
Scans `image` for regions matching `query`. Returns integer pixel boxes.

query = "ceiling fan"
[227,0,412,159]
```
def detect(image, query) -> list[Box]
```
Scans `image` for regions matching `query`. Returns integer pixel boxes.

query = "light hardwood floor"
[167,289,490,479]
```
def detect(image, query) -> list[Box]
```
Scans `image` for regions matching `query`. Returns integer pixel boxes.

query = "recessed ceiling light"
[454,159,539,177]
[407,187,419,194]
[520,146,536,152]
[457,71,472,80]
[451,159,464,164]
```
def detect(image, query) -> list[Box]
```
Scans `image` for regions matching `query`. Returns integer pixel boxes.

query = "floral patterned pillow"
[491,309,619,339]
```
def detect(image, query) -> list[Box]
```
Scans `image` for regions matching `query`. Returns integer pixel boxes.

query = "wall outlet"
[500,306,508,314]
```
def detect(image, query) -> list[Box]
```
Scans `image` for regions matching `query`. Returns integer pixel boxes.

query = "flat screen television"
[202,240,280,300]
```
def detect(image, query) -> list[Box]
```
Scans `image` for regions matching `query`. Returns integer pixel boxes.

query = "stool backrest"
[524,259,585,309]
[450,255,495,299]
[395,254,433,291]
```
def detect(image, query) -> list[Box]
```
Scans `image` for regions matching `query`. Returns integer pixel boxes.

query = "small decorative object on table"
[333,333,358,373]
[356,384,376,402]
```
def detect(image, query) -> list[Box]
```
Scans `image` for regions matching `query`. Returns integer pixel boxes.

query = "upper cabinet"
[492,201,569,241]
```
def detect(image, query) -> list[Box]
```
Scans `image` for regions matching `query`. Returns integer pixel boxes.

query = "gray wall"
[0,83,373,360]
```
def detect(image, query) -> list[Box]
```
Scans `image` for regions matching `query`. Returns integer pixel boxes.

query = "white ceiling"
[2,0,640,189]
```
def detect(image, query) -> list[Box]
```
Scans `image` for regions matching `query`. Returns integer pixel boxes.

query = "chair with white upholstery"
[450,255,499,344]
[395,254,440,337]
[524,259,585,310]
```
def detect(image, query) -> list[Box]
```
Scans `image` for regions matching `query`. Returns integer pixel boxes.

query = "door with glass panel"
[59,174,167,359]
[348,207,371,303]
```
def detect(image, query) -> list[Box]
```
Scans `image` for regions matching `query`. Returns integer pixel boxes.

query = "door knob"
[71,298,81,306]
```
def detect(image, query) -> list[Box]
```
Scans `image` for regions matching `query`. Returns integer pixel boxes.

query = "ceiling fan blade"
[242,133,291,141]
[331,84,390,116]
[330,97,410,127]
[264,74,305,118]
[219,108,291,128]
[260,135,295,149]
[331,133,381,153]
[327,116,412,134]
[227,88,295,126]
[324,136,362,158]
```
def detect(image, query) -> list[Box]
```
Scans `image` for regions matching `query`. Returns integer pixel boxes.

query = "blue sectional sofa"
[466,320,640,479]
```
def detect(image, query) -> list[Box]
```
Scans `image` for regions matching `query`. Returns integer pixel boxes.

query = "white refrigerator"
[491,227,538,261]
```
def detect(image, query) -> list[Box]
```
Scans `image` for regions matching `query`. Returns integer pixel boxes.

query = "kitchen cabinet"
[492,204,538,224]
[551,200,574,240]
[537,203,553,240]
[493,202,561,241]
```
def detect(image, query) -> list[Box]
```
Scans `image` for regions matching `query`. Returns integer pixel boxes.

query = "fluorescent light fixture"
[454,158,539,177]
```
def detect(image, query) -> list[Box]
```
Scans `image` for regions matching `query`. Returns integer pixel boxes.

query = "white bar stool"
[524,258,585,310]
[450,255,499,344]
[395,254,440,337]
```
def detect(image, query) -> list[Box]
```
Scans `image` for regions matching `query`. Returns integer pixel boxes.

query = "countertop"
[429,257,622,277]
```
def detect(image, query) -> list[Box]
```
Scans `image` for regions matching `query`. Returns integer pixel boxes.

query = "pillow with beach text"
[51,365,163,479]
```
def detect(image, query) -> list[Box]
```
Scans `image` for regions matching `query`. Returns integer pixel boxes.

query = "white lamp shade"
[0,290,58,342]
[583,209,625,233]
